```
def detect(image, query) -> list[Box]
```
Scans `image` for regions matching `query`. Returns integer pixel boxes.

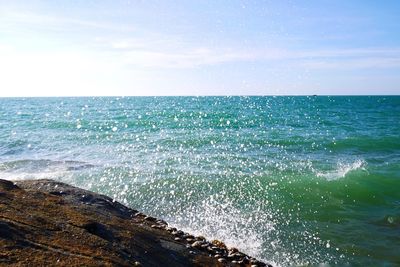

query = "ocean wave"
[316,159,368,181]
[0,159,94,181]
[327,136,400,153]
[0,139,29,156]
[168,196,269,263]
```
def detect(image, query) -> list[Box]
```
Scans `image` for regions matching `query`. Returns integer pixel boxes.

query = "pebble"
[134,212,143,217]
[156,219,167,225]
[172,230,183,236]
[229,247,239,253]
[250,259,260,265]
[227,254,236,259]
[212,239,227,248]
[144,216,156,222]
[130,213,268,266]
[235,252,244,257]
[197,235,206,240]
[191,241,203,248]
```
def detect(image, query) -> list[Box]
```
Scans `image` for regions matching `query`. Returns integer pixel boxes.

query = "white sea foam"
[316,159,367,181]
[0,170,73,181]
[164,191,332,267]
[0,159,93,181]
[167,195,273,263]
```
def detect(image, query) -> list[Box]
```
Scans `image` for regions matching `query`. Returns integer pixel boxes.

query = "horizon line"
[1,94,399,98]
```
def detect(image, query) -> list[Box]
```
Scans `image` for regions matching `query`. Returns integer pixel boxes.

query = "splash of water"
[316,159,367,181]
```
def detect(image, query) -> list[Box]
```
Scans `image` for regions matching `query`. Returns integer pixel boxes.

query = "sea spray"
[0,96,399,266]
[316,159,367,181]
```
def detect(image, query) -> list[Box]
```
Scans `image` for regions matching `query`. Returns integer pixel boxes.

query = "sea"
[0,96,399,266]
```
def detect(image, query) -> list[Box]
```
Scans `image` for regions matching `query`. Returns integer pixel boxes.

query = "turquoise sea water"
[0,96,399,266]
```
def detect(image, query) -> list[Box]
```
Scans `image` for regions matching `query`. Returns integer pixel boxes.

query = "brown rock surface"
[0,179,271,267]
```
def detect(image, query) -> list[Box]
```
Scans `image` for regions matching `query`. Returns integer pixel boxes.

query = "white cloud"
[1,7,399,96]
[296,48,400,70]
[108,39,400,70]
[120,48,255,68]
[0,8,132,32]
[2,8,399,71]
[301,57,400,70]
[101,36,290,68]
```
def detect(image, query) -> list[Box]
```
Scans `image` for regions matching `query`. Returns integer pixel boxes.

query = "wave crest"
[316,159,368,181]
[0,159,94,181]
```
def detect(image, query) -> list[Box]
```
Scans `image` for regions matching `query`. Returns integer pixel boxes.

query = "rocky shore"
[0,179,271,266]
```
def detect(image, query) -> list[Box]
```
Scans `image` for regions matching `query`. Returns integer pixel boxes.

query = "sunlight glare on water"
[0,96,399,266]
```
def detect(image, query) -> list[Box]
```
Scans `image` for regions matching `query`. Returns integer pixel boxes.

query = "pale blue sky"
[0,0,399,96]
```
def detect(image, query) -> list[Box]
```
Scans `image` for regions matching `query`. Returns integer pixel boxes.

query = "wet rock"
[191,241,203,248]
[157,219,168,225]
[227,253,236,260]
[0,178,271,266]
[212,239,227,249]
[82,221,114,241]
[183,234,195,239]
[0,179,19,191]
[144,215,157,222]
[201,244,210,250]
[172,230,184,236]
[235,252,245,257]
[229,247,239,253]
[218,258,227,263]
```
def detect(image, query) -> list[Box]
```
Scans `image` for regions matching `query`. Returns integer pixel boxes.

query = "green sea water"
[0,96,399,266]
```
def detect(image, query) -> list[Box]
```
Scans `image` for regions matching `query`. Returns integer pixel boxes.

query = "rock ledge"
[0,179,271,267]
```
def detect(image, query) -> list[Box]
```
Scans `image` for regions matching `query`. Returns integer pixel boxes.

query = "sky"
[0,0,399,96]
